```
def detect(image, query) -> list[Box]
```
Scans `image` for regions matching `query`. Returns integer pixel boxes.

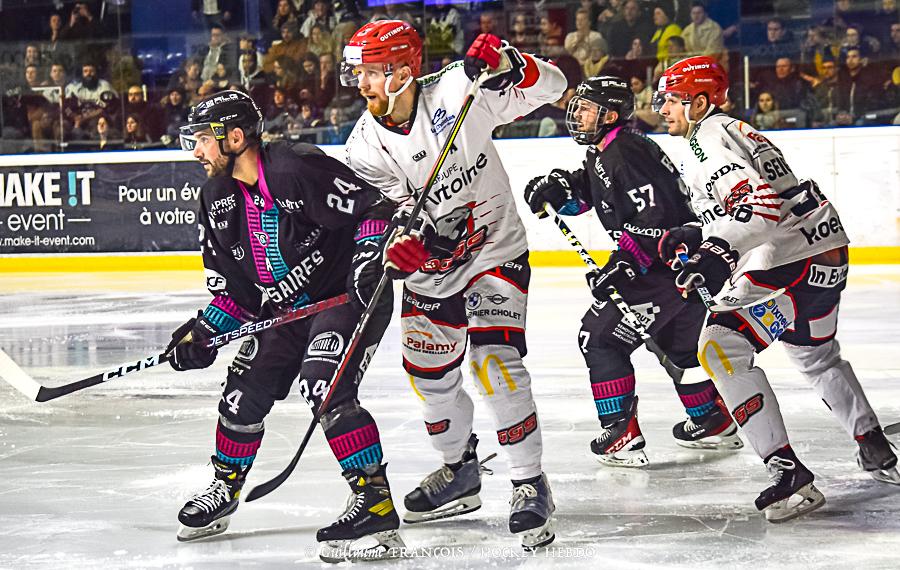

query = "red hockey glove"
[464,34,526,91]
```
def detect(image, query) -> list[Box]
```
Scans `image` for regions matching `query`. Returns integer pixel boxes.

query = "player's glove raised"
[524,170,582,219]
[674,237,739,297]
[464,34,526,91]
[586,251,638,302]
[166,311,218,371]
[658,225,703,269]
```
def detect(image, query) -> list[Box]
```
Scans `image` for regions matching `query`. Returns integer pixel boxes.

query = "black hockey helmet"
[566,75,635,145]
[180,89,264,152]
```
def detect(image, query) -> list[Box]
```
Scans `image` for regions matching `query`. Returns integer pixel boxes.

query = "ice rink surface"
[1,266,898,570]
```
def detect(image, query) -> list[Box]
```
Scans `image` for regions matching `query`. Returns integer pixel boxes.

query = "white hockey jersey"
[344,58,567,297]
[680,112,849,277]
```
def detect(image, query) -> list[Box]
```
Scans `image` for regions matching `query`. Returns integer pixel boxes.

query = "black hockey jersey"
[195,142,391,334]
[568,126,697,270]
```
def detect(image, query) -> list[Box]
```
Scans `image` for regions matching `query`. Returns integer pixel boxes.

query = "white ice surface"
[1,267,899,569]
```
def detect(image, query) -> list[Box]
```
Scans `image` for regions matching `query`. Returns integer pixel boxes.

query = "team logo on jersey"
[412,150,427,162]
[430,108,456,135]
[205,269,227,292]
[629,302,661,328]
[308,331,345,357]
[254,231,268,247]
[419,204,488,275]
[594,157,612,188]
[467,292,483,309]
[749,300,789,341]
[231,243,245,260]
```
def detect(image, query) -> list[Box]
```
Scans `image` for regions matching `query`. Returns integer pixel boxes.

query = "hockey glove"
[658,225,703,269]
[524,169,583,219]
[381,209,434,279]
[347,239,384,311]
[464,34,526,91]
[674,237,739,297]
[586,251,638,302]
[166,311,218,371]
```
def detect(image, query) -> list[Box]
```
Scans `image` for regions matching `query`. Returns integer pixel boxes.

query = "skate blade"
[593,448,650,468]
[318,529,406,563]
[403,494,482,524]
[764,483,826,523]
[675,432,744,451]
[870,466,900,485]
[176,515,231,542]
[518,517,556,551]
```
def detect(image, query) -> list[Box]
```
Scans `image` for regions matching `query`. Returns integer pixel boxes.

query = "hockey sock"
[216,420,263,467]
[324,405,383,471]
[674,379,719,418]
[591,373,636,425]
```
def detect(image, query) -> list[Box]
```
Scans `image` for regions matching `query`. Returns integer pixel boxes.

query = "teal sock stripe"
[594,392,634,416]
[216,451,256,466]
[338,443,383,470]
[686,400,716,417]
[203,305,241,332]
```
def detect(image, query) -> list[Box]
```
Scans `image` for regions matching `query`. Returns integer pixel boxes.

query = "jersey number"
[627,184,656,212]
[223,389,243,415]
[326,178,358,214]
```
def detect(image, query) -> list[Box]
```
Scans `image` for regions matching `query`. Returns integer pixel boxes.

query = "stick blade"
[245,462,296,502]
[0,349,41,401]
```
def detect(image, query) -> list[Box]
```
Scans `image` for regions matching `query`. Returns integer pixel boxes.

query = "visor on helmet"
[179,121,226,151]
[651,91,690,113]
[565,96,610,144]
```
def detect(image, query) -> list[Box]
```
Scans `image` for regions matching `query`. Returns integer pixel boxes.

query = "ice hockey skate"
[509,473,555,550]
[316,464,406,563]
[755,447,826,523]
[672,396,744,450]
[589,397,649,467]
[176,457,249,542]
[856,426,900,484]
[403,434,497,523]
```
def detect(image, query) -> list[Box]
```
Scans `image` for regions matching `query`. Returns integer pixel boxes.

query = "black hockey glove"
[658,225,704,268]
[166,311,218,371]
[675,237,739,297]
[524,169,580,219]
[347,238,384,311]
[464,34,526,91]
[585,251,638,302]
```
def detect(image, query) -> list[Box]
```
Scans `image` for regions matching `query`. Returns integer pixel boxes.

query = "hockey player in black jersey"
[524,76,742,467]
[169,90,403,561]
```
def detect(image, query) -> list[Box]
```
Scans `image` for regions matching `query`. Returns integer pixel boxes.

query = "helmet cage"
[566,96,611,145]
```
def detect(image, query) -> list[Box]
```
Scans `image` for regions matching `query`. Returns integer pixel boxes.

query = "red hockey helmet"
[652,55,729,112]
[340,20,422,87]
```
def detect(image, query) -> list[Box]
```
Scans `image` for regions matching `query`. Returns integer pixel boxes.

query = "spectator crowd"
[1,0,899,153]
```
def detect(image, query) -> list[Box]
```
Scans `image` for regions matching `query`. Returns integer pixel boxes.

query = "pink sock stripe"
[211,295,249,320]
[328,424,381,460]
[680,385,717,408]
[591,374,636,399]
[355,219,388,241]
[216,427,262,458]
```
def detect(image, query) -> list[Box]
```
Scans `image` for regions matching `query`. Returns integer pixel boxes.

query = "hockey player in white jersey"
[654,55,900,523]
[340,20,566,549]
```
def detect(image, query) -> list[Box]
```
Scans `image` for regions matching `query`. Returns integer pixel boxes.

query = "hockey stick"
[674,252,786,312]
[543,204,686,383]
[885,422,900,437]
[245,70,491,503]
[0,294,348,402]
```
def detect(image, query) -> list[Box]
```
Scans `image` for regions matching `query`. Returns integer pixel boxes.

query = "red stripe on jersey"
[730,178,750,192]
[757,184,772,190]
[753,212,781,222]
[757,194,780,199]
[516,54,539,88]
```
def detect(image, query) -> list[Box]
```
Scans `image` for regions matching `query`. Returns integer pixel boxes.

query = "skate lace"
[421,453,498,496]
[336,490,366,524]
[510,483,537,508]
[683,417,700,432]
[766,457,796,486]
[188,479,230,514]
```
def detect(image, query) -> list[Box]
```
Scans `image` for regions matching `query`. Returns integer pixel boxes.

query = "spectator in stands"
[43,12,70,67]
[307,24,335,58]
[161,87,189,145]
[200,24,237,81]
[21,44,45,80]
[478,12,499,38]
[607,0,653,58]
[837,47,880,121]
[320,107,352,145]
[534,87,575,137]
[123,84,162,139]
[61,2,99,42]
[262,87,296,140]
[812,58,841,126]
[169,58,204,104]
[800,25,839,79]
[192,0,235,29]
[238,35,264,71]
[207,62,233,91]
[65,63,116,132]
[630,74,661,130]
[650,5,682,62]
[123,113,153,149]
[510,13,540,53]
[295,101,320,129]
[425,4,464,65]
[23,64,42,92]
[864,0,900,47]
[239,50,268,101]
[270,56,299,93]
[296,54,319,101]
[314,53,336,110]
[582,36,611,77]
[839,25,879,62]
[750,17,798,66]
[764,57,813,112]
[86,114,119,151]
[272,0,300,35]
[654,36,687,81]
[264,22,307,73]
[566,8,608,68]
[681,1,724,59]
[300,0,335,38]
[538,12,565,57]
[887,22,900,59]
[750,91,785,130]
[42,62,68,106]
